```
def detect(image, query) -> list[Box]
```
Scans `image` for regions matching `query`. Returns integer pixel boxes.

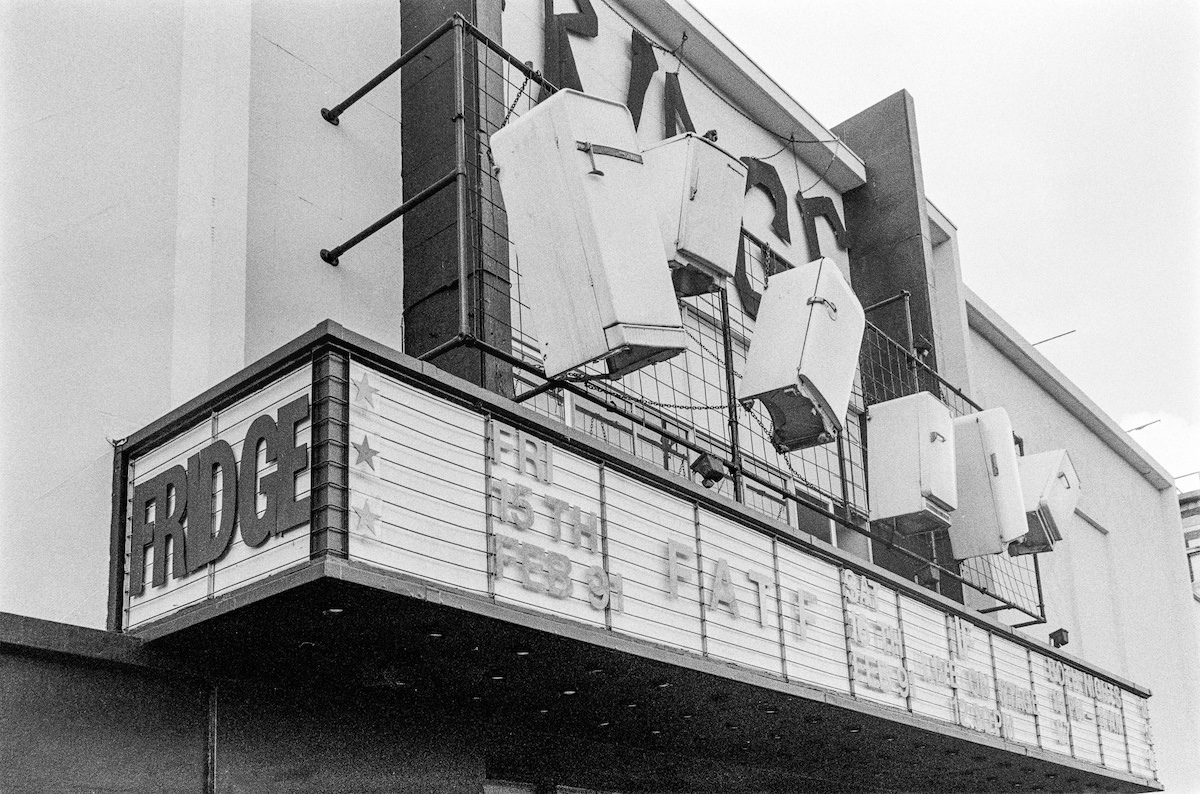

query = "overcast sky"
[689,0,1200,491]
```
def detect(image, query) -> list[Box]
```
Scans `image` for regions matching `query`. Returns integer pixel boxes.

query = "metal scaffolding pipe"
[319,170,457,266]
[320,16,456,125]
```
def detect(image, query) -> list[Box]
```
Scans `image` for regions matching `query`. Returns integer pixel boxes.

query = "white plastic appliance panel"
[950,408,1027,559]
[1019,450,1080,542]
[740,258,865,449]
[867,392,957,527]
[643,132,746,280]
[490,90,684,378]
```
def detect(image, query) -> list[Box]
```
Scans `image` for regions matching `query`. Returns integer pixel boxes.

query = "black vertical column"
[107,444,129,631]
[833,90,962,601]
[402,1,513,397]
[833,90,939,371]
[311,348,349,558]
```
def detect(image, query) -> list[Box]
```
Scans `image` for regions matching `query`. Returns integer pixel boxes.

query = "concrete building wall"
[245,0,404,365]
[1,1,187,628]
[966,298,1200,792]
[925,201,972,392]
[1,650,208,792]
[0,617,485,794]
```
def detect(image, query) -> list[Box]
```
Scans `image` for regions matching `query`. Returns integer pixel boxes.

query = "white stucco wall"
[2,1,187,628]
[967,296,1200,792]
[245,0,404,364]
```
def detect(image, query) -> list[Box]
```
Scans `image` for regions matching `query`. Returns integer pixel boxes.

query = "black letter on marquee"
[239,413,279,548]
[733,157,792,319]
[539,0,598,101]
[797,194,849,258]
[626,29,658,129]
[273,395,312,536]
[741,157,790,243]
[185,439,238,573]
[129,465,189,593]
[663,72,696,138]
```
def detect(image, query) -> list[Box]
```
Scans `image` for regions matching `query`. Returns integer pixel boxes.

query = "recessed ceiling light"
[626,703,637,708]
[562,689,576,695]
[516,650,530,656]
[491,675,504,681]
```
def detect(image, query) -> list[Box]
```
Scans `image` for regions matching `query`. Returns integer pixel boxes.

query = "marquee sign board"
[121,365,315,630]
[113,328,1156,784]
[341,357,1155,777]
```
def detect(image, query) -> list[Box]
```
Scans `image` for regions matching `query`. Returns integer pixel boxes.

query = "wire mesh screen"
[858,318,1042,623]
[418,23,1043,624]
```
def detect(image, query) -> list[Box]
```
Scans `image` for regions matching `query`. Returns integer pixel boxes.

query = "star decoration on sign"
[352,371,380,408]
[352,500,383,536]
[352,434,380,470]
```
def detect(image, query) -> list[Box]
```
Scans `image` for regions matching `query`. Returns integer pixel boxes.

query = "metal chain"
[746,404,802,482]
[577,377,727,413]
[502,71,532,128]
[682,324,744,380]
[483,70,535,172]
[626,393,729,412]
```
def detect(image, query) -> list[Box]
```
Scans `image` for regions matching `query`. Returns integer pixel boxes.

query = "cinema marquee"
[109,322,1158,792]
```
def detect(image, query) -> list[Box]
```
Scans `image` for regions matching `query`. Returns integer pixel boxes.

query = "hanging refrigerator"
[949,408,1027,559]
[866,391,957,535]
[1009,449,1080,556]
[642,131,748,297]
[740,258,865,452]
[490,89,686,379]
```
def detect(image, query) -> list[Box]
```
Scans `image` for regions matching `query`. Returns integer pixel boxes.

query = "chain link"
[746,404,802,482]
[576,377,727,413]
[501,71,532,128]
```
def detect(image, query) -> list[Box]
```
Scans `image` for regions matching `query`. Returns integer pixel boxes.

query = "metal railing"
[317,15,1045,627]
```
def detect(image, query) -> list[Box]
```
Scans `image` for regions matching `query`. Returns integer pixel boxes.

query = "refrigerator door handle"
[806,295,838,320]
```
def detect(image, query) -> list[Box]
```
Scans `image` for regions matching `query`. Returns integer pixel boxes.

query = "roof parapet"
[964,287,1174,491]
[612,0,867,193]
